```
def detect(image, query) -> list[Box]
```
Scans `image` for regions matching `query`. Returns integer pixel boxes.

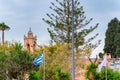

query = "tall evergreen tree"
[114,21,120,57]
[104,18,120,57]
[43,0,99,52]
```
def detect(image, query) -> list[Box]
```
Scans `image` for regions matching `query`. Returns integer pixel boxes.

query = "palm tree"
[0,22,10,45]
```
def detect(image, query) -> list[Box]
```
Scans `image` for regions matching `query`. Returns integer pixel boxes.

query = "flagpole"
[106,57,107,80]
[106,67,107,80]
[72,0,75,80]
[43,51,45,80]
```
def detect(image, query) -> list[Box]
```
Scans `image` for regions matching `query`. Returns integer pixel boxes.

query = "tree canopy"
[104,18,120,58]
[43,0,99,52]
[0,22,10,45]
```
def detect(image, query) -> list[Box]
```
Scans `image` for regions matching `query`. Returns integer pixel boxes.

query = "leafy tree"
[98,52,104,58]
[104,18,120,57]
[37,43,71,80]
[0,22,10,45]
[43,0,99,52]
[0,42,37,79]
[46,43,71,71]
[8,43,35,79]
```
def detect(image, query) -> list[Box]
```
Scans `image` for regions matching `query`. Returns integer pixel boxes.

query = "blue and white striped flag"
[33,53,44,66]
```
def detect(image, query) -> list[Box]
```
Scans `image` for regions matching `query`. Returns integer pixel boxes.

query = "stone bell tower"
[24,28,37,53]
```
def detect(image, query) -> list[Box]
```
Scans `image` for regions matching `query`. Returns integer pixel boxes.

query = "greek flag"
[33,53,44,66]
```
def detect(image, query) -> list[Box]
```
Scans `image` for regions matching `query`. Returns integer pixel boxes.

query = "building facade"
[24,28,37,53]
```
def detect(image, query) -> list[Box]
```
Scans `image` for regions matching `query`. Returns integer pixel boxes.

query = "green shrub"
[45,67,70,80]
[85,63,120,80]
[54,67,70,80]
[29,71,42,80]
[85,63,98,80]
[100,69,120,80]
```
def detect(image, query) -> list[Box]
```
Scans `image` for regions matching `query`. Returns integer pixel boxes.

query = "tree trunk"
[2,30,4,45]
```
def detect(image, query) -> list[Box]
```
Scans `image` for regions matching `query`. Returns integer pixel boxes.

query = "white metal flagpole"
[106,56,107,80]
[72,0,75,80]
[43,52,45,80]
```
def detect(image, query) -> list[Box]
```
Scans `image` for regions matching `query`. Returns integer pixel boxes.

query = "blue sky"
[0,0,120,57]
[80,0,120,57]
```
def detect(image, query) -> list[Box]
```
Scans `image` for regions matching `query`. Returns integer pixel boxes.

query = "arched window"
[27,44,30,51]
